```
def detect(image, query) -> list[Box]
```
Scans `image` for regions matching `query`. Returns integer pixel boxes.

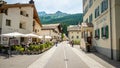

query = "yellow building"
[67,25,81,41]
[83,0,120,60]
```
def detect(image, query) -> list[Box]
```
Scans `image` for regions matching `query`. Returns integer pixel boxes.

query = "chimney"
[29,0,34,4]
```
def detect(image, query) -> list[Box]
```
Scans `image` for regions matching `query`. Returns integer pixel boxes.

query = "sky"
[5,0,83,14]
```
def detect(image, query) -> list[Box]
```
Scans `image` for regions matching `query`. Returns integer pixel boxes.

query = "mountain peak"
[38,11,47,16]
[55,11,63,14]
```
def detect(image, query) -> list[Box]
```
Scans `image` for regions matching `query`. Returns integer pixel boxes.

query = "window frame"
[6,19,11,26]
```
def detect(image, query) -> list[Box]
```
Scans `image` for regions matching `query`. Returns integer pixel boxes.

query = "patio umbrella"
[39,36,43,38]
[45,36,52,39]
[0,32,25,37]
[25,33,39,38]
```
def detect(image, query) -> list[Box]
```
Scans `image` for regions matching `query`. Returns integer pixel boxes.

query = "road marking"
[63,44,68,68]
[71,47,106,68]
[27,46,57,68]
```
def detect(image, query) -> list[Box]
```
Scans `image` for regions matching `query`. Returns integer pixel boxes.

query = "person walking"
[55,41,58,47]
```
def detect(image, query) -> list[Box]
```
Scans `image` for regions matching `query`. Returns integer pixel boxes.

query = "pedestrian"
[55,41,58,47]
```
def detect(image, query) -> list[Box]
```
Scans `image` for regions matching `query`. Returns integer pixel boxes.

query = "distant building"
[41,23,62,41]
[83,0,120,60]
[0,0,42,45]
[67,25,81,41]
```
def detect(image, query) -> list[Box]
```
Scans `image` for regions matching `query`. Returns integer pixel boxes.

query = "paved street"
[0,41,120,68]
[28,41,111,68]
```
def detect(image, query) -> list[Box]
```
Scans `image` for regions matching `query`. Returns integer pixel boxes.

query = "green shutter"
[98,29,100,39]
[106,25,109,38]
[95,30,96,37]
[101,27,103,37]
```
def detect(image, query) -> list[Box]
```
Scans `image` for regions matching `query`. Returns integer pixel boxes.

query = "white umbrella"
[39,36,43,38]
[45,36,52,39]
[0,32,25,37]
[25,33,39,38]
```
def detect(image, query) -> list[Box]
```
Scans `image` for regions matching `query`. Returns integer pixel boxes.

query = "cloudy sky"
[5,0,83,14]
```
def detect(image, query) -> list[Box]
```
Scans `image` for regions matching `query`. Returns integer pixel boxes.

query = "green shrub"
[13,45,24,53]
[45,41,53,47]
[28,45,40,51]
[34,45,40,51]
[73,40,80,45]
[39,44,44,51]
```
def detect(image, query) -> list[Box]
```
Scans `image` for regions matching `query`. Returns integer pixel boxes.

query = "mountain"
[38,11,68,18]
[38,11,83,35]
[38,11,47,16]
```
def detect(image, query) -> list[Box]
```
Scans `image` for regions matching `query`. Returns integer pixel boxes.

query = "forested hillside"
[38,11,83,35]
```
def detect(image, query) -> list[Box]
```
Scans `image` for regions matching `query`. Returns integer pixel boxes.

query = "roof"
[81,22,93,27]
[42,23,60,27]
[0,3,42,27]
[67,25,81,31]
[42,23,62,32]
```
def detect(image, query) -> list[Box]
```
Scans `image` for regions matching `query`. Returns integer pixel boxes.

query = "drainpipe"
[109,0,113,60]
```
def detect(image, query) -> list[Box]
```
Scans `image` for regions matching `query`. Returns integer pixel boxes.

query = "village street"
[28,41,120,68]
[0,41,120,68]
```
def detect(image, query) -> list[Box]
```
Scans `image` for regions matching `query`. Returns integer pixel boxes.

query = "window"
[20,11,23,15]
[33,21,35,26]
[1,9,8,15]
[84,5,89,16]
[19,22,26,29]
[6,19,11,26]
[76,36,79,39]
[0,28,1,43]
[101,25,109,39]
[26,14,29,17]
[89,0,93,8]
[85,18,88,23]
[89,14,93,23]
[95,29,100,39]
[95,6,100,18]
[71,36,74,39]
[83,0,87,6]
[35,29,37,33]
[20,10,29,17]
[101,0,108,13]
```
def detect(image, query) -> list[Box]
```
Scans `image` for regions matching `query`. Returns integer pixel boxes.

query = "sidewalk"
[0,51,46,68]
[74,45,120,68]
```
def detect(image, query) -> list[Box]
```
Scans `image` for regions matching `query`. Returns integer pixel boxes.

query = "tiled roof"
[67,25,81,31]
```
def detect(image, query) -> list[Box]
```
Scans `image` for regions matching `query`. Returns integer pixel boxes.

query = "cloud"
[6,0,83,14]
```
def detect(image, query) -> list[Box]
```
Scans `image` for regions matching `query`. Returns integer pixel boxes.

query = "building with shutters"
[83,0,120,60]
[67,25,81,41]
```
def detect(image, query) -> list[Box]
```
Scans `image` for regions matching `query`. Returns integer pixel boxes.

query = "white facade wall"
[0,6,34,45]
[83,0,120,60]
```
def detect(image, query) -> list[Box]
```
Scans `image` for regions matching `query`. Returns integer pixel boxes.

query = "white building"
[0,0,41,45]
[41,23,62,41]
[67,25,81,41]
